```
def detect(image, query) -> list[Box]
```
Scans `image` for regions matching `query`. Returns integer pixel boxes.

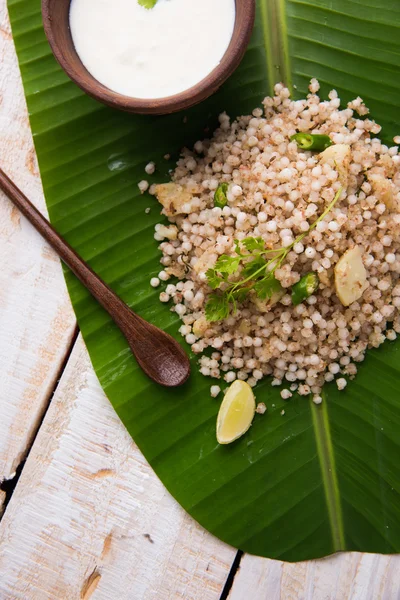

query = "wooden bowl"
[41,0,255,115]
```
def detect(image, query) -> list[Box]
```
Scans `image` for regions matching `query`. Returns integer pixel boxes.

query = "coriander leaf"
[205,294,230,322]
[241,237,265,253]
[231,287,250,303]
[206,268,223,290]
[242,256,266,279]
[234,239,243,256]
[214,254,241,275]
[254,275,283,300]
[138,0,158,8]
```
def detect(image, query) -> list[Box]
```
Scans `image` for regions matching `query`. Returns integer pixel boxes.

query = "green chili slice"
[290,133,333,151]
[292,272,319,306]
[214,183,229,208]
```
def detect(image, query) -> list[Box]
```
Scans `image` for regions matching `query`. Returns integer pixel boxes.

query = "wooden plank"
[0,3,76,494]
[228,552,400,599]
[0,336,236,600]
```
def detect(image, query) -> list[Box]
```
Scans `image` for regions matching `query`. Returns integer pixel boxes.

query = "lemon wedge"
[217,381,256,445]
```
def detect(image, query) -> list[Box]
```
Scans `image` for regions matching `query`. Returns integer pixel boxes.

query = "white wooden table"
[1,3,400,598]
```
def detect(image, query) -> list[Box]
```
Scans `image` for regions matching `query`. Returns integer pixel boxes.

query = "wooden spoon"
[0,168,190,387]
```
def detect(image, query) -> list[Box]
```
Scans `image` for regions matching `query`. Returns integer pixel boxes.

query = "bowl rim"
[41,0,256,115]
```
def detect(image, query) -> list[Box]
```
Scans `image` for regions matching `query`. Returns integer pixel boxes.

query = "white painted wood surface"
[228,552,400,600]
[1,0,400,597]
[0,3,76,500]
[0,336,236,600]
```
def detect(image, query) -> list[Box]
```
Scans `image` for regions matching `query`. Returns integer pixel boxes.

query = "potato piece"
[368,174,396,210]
[320,144,351,186]
[250,288,285,313]
[166,264,186,278]
[376,154,396,179]
[238,318,251,335]
[193,248,218,274]
[155,183,193,216]
[155,224,178,240]
[335,246,369,306]
[193,316,208,337]
[318,269,332,287]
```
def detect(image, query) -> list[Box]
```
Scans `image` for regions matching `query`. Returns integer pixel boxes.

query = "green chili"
[292,272,319,306]
[214,183,229,208]
[290,133,333,151]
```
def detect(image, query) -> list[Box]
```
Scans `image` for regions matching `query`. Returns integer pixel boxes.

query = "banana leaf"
[8,0,400,561]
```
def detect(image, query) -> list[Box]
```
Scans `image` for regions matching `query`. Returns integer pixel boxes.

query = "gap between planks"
[0,0,77,508]
[3,331,400,600]
[0,335,238,600]
[0,326,79,517]
[0,5,240,595]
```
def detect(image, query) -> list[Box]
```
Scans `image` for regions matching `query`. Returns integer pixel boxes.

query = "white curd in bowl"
[69,0,236,100]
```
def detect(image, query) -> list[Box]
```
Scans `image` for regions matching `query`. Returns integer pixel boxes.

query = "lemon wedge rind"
[216,380,256,445]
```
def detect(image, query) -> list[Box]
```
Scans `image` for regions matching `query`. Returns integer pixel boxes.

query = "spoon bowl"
[130,316,190,387]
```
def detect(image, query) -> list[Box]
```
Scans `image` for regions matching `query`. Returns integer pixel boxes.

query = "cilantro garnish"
[205,187,343,321]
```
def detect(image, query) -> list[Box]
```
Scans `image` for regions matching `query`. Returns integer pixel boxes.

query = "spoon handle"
[0,167,134,323]
[0,167,190,387]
